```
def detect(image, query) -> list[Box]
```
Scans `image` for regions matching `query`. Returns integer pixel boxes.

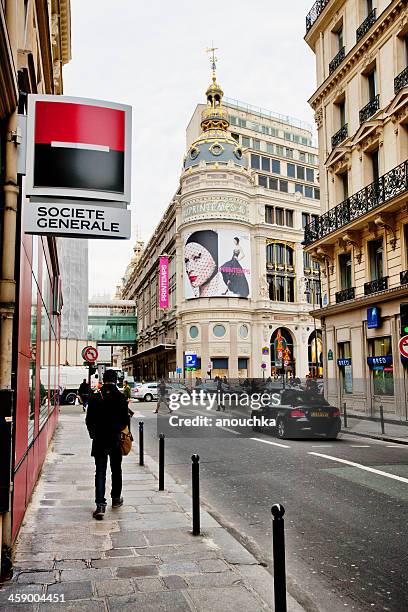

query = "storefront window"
[338,341,352,394]
[368,336,394,396]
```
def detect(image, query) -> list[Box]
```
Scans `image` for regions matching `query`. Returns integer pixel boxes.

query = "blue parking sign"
[184,352,197,369]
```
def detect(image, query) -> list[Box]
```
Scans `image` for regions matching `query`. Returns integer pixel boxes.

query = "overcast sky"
[63,0,317,299]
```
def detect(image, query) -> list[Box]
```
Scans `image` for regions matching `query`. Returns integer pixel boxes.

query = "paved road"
[130,400,408,612]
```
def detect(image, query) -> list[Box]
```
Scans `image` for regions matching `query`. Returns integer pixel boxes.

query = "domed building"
[122,61,322,381]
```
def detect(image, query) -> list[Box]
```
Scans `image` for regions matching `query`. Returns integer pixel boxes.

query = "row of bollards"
[138,425,287,611]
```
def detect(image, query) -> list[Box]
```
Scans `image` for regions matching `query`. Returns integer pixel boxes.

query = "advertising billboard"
[184,229,251,299]
[25,95,132,202]
[159,256,169,309]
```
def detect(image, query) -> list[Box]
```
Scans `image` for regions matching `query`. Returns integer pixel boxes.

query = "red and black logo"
[34,101,125,194]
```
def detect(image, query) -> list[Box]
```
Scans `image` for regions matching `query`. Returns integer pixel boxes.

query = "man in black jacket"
[86,369,129,520]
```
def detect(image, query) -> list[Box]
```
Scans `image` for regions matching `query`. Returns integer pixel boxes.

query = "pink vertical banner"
[159,256,169,309]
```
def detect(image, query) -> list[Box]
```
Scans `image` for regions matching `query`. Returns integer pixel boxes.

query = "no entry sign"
[82,346,98,363]
[399,335,408,359]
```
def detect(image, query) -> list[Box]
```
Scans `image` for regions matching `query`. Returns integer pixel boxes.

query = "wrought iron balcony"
[401,270,408,285]
[359,94,380,124]
[304,160,408,246]
[329,47,345,75]
[395,66,408,95]
[331,124,348,149]
[306,0,331,33]
[335,287,355,303]
[356,9,377,42]
[364,276,388,296]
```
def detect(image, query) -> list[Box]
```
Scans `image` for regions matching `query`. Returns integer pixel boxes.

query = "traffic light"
[400,303,408,336]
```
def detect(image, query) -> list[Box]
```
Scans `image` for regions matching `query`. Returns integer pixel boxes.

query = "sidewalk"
[342,414,408,445]
[0,406,303,611]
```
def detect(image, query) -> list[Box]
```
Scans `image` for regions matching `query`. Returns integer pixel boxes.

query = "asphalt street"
[130,399,408,612]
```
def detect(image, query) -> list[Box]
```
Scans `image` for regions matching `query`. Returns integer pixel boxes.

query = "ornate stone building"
[304,0,408,418]
[123,62,321,381]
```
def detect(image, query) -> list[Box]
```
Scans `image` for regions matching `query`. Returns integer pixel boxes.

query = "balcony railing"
[329,46,345,74]
[359,94,380,124]
[331,124,348,149]
[395,66,408,95]
[304,160,408,246]
[335,287,355,303]
[401,270,408,285]
[356,8,377,42]
[306,0,331,33]
[364,276,388,295]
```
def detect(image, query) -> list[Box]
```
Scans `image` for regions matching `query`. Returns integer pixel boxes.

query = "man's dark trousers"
[94,449,122,506]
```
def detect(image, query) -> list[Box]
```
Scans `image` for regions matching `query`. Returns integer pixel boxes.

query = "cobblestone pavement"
[0,407,304,611]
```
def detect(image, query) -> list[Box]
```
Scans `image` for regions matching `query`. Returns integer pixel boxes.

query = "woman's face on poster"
[184,242,216,288]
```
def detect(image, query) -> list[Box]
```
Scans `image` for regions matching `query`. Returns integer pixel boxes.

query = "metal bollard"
[271,503,287,612]
[191,454,200,536]
[139,421,144,466]
[379,404,385,434]
[343,402,348,429]
[158,433,165,491]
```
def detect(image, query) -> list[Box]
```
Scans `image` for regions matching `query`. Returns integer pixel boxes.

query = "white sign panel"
[24,201,131,239]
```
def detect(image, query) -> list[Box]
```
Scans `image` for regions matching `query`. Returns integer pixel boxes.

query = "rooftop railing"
[306,0,331,33]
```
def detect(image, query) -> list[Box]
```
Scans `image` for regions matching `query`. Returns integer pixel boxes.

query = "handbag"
[119,425,133,455]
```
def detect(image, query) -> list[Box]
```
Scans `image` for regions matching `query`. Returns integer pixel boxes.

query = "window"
[268,275,295,302]
[239,325,249,339]
[269,177,279,190]
[337,24,344,50]
[297,165,305,180]
[266,143,274,154]
[279,180,288,192]
[305,186,314,198]
[368,336,394,396]
[242,136,251,148]
[266,243,294,267]
[285,148,294,159]
[265,206,274,224]
[299,151,306,162]
[275,208,284,225]
[238,358,248,369]
[302,212,310,228]
[341,171,349,200]
[212,358,228,370]
[189,325,199,339]
[238,118,247,128]
[231,132,239,142]
[284,131,292,141]
[371,149,379,182]
[275,145,284,156]
[367,67,377,101]
[261,156,270,172]
[287,163,296,178]
[213,324,226,338]
[306,168,314,182]
[258,175,268,188]
[338,341,352,394]
[312,214,319,225]
[338,99,346,128]
[253,139,261,150]
[369,239,383,280]
[339,253,352,289]
[285,210,294,227]
[308,153,317,165]
[295,184,304,194]
[251,154,260,169]
[314,188,320,199]
[272,159,281,174]
[230,116,237,126]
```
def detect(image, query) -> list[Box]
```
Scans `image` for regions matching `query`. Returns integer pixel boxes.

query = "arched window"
[270,328,296,376]
[266,242,295,302]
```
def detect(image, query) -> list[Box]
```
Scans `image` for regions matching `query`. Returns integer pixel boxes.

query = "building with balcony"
[122,62,322,381]
[304,0,408,419]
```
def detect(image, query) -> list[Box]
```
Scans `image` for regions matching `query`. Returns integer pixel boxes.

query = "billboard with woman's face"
[184,229,251,299]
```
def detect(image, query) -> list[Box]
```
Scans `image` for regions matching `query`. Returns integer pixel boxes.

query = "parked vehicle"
[133,383,159,402]
[251,389,341,439]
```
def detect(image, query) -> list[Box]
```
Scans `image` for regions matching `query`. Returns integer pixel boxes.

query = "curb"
[341,429,408,445]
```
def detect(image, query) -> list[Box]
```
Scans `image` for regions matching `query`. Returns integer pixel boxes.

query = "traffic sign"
[83,346,98,363]
[261,362,267,369]
[262,346,269,355]
[176,367,182,374]
[399,335,408,359]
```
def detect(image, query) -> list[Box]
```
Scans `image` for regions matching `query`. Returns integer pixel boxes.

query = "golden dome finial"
[206,44,218,83]
[202,45,229,132]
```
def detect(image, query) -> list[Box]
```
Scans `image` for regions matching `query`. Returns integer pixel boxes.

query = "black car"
[251,389,341,439]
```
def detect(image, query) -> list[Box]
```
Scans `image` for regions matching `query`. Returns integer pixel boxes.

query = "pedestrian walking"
[216,376,225,411]
[123,380,131,403]
[154,379,172,414]
[78,378,90,411]
[85,369,129,520]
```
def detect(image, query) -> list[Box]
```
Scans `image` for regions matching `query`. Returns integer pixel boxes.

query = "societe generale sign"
[25,95,132,202]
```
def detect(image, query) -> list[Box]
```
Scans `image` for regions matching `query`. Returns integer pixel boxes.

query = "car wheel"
[144,393,153,402]
[65,392,77,405]
[276,418,287,439]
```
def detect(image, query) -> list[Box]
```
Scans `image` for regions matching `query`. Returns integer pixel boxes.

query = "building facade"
[0,0,71,573]
[123,66,322,381]
[58,238,88,340]
[304,0,408,419]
